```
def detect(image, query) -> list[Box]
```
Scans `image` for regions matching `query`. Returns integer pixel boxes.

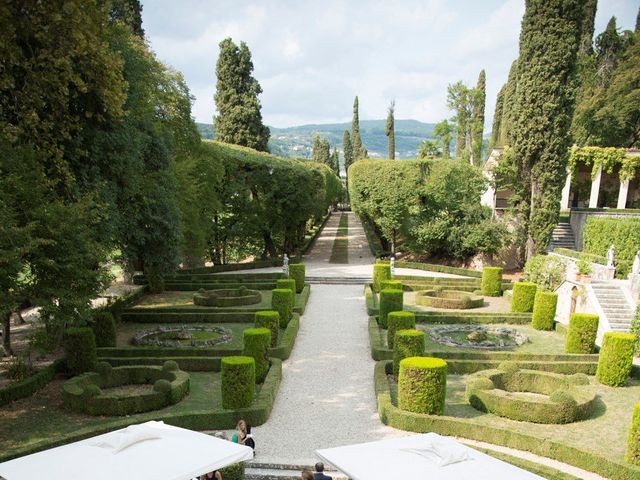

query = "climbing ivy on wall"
[568,146,640,181]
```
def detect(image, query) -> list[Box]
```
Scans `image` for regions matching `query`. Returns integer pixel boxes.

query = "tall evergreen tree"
[385,100,395,159]
[498,59,519,147]
[214,38,270,151]
[512,0,582,259]
[579,0,597,55]
[636,6,640,33]
[471,69,486,165]
[595,17,625,86]
[331,146,340,176]
[351,96,364,161]
[447,81,474,162]
[343,130,353,180]
[433,119,452,159]
[110,0,144,37]
[490,84,506,149]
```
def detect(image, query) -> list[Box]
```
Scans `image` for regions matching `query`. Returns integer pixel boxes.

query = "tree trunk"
[3,310,13,356]
[526,179,539,260]
[263,232,278,258]
[392,229,396,255]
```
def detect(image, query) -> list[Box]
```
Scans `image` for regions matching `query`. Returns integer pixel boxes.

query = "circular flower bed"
[465,366,597,424]
[427,324,528,350]
[193,287,261,307]
[63,361,190,416]
[132,325,232,347]
[415,289,484,309]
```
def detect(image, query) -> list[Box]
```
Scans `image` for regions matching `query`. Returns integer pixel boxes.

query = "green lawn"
[329,213,348,264]
[132,290,274,310]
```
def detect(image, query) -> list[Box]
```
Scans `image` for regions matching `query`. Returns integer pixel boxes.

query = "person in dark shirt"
[313,462,332,480]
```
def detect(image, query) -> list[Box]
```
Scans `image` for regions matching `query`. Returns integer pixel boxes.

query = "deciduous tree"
[385,100,396,159]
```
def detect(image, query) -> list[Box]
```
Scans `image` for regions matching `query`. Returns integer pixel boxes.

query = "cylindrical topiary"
[481,267,503,297]
[64,327,97,376]
[387,311,416,350]
[243,328,271,384]
[596,332,636,387]
[381,280,403,291]
[221,356,255,409]
[379,288,403,329]
[289,264,305,293]
[276,278,296,295]
[511,282,537,312]
[255,310,280,347]
[531,291,558,331]
[373,264,391,292]
[398,356,447,415]
[91,311,117,347]
[626,402,640,465]
[393,329,425,376]
[271,288,294,328]
[565,313,599,354]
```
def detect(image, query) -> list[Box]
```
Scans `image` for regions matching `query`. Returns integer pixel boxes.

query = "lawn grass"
[329,213,348,264]
[132,290,274,310]
[404,291,512,313]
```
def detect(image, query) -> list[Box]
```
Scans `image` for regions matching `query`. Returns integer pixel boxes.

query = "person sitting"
[313,462,332,480]
[244,424,255,453]
[230,419,246,444]
[300,469,314,480]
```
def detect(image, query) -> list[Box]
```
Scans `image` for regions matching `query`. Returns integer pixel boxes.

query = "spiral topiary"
[255,310,280,347]
[565,313,599,354]
[393,329,425,376]
[373,264,391,293]
[243,328,271,383]
[221,356,255,409]
[379,288,403,329]
[289,264,305,293]
[596,332,636,387]
[511,282,537,313]
[531,291,558,331]
[271,288,294,328]
[387,311,416,350]
[398,357,447,415]
[481,267,503,297]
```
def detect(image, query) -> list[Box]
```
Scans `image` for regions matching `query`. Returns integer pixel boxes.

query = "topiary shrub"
[373,264,391,293]
[481,267,503,297]
[387,311,416,350]
[531,291,558,331]
[393,329,425,376]
[64,327,97,376]
[398,356,447,415]
[379,288,403,329]
[221,356,255,409]
[289,263,305,293]
[162,360,179,372]
[91,311,117,348]
[255,310,280,347]
[154,379,172,394]
[271,288,294,328]
[381,280,403,291]
[276,278,296,295]
[243,328,271,383]
[565,313,599,354]
[626,402,640,465]
[596,332,636,387]
[511,282,537,313]
[631,305,640,356]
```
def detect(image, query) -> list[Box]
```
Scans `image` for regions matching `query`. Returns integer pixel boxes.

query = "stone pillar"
[589,165,602,209]
[560,170,572,210]
[617,179,629,210]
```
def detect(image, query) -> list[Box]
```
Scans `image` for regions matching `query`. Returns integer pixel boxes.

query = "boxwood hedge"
[393,329,425,376]
[373,264,391,293]
[565,313,599,354]
[596,332,636,387]
[398,357,447,415]
[271,288,294,328]
[379,288,403,328]
[92,311,117,348]
[481,267,503,296]
[531,291,558,331]
[221,356,255,409]
[511,282,537,313]
[289,264,306,293]
[243,328,271,383]
[64,327,97,376]
[255,310,280,347]
[626,402,640,466]
[381,280,403,291]
[276,278,296,295]
[387,311,416,350]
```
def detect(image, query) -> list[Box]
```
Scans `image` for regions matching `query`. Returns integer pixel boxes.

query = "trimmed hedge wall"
[596,332,636,387]
[511,282,537,313]
[92,311,117,348]
[373,264,391,292]
[0,359,66,406]
[276,278,296,295]
[221,356,255,409]
[565,313,599,354]
[64,327,97,376]
[243,328,271,383]
[381,280,403,291]
[379,288,403,328]
[531,291,558,331]
[415,289,484,309]
[387,311,416,350]
[394,260,483,278]
[398,356,447,415]
[121,311,256,323]
[271,288,294,328]
[626,402,640,466]
[481,267,503,296]
[393,329,425,376]
[583,216,640,277]
[289,264,306,293]
[192,287,261,307]
[255,310,280,347]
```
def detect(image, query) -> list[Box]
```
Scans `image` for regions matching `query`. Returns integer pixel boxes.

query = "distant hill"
[196,119,436,159]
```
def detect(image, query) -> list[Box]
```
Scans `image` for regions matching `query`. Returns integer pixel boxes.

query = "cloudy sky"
[141,0,638,129]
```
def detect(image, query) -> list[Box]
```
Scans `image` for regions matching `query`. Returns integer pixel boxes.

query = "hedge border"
[374,360,640,480]
[388,260,483,278]
[0,359,66,406]
[0,359,283,464]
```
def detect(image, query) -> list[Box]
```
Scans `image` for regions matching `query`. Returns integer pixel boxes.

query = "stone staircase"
[245,463,348,480]
[548,222,576,250]
[591,281,635,332]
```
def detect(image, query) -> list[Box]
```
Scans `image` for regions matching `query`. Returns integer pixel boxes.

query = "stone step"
[245,463,347,480]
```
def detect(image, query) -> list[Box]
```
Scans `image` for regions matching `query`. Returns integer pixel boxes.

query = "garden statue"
[390,256,395,275]
[283,253,289,276]
[633,251,640,275]
[607,245,615,268]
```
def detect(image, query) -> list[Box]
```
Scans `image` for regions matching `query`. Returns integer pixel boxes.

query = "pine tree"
[433,119,452,159]
[512,0,582,259]
[490,84,506,149]
[385,100,395,159]
[343,130,353,179]
[351,96,365,161]
[471,69,486,165]
[214,38,270,151]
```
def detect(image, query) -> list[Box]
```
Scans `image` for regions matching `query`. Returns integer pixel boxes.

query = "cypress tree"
[331,146,340,176]
[214,38,270,151]
[498,59,518,147]
[636,6,640,33]
[512,0,582,258]
[471,69,486,165]
[385,100,395,159]
[579,0,597,55]
[351,96,364,161]
[595,17,624,87]
[343,130,353,179]
[490,84,505,149]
